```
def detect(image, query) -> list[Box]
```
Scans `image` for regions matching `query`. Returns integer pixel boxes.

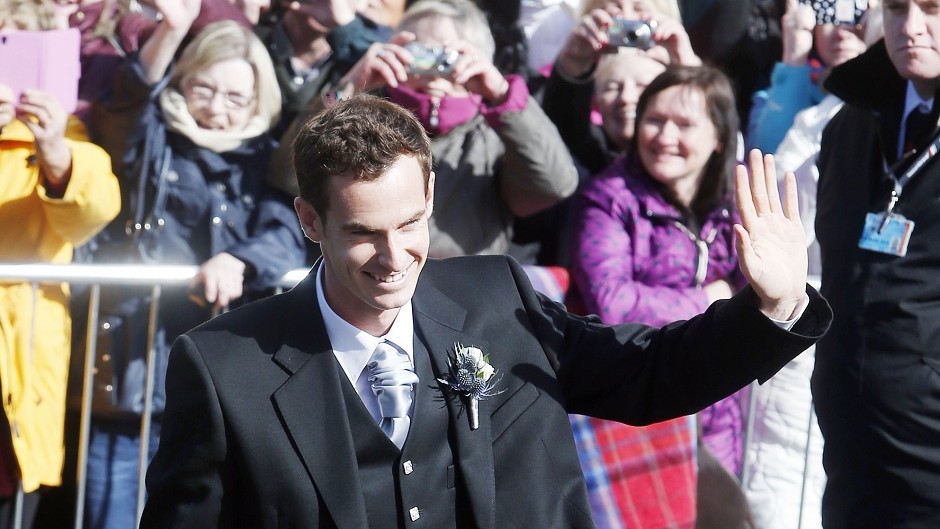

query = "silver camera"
[607,19,657,50]
[405,43,460,77]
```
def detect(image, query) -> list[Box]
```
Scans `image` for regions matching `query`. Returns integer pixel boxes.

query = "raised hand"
[781,0,815,66]
[554,8,617,79]
[16,89,72,189]
[734,149,808,320]
[450,41,510,105]
[338,33,414,93]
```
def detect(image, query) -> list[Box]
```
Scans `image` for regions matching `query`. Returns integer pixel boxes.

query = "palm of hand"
[735,150,808,317]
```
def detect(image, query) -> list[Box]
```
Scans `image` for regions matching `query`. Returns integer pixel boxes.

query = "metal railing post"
[74,284,101,529]
[135,285,161,528]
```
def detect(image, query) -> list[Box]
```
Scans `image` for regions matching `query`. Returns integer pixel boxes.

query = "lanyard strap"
[886,120,940,214]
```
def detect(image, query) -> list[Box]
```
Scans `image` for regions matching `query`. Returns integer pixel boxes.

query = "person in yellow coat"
[0,83,120,528]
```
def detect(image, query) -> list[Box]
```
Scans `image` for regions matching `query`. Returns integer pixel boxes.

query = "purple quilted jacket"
[570,154,748,475]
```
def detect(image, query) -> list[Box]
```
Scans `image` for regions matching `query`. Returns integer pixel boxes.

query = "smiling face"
[884,0,940,96]
[295,156,435,335]
[636,84,720,206]
[182,58,256,131]
[595,52,667,149]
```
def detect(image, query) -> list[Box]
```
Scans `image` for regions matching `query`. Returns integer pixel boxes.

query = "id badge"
[858,212,915,256]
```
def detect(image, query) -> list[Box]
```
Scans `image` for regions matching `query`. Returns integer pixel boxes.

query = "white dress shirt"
[315,265,416,425]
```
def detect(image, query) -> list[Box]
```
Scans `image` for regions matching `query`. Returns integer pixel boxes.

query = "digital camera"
[405,43,460,77]
[607,19,656,50]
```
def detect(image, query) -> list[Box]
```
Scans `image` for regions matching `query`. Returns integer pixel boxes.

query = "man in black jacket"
[815,2,940,527]
[140,95,830,529]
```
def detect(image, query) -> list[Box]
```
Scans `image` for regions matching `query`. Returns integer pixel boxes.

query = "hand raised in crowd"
[338,33,415,93]
[0,85,15,129]
[190,252,248,310]
[734,149,808,320]
[141,0,202,83]
[450,40,510,105]
[15,89,72,189]
[651,17,701,66]
[781,0,816,66]
[555,8,618,79]
[284,0,357,33]
[152,0,201,32]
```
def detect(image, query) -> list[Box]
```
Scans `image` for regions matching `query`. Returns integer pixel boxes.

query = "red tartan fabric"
[572,415,697,529]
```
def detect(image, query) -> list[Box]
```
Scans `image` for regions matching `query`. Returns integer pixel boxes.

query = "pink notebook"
[0,29,81,114]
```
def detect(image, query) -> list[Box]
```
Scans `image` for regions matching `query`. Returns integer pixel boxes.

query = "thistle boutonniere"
[437,343,503,430]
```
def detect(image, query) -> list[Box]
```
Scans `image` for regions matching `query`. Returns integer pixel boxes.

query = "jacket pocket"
[490,383,539,441]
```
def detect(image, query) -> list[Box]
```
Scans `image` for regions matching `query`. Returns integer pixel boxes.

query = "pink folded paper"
[0,28,81,114]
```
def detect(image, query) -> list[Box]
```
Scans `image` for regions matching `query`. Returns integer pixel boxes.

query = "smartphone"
[800,0,866,25]
[0,29,81,114]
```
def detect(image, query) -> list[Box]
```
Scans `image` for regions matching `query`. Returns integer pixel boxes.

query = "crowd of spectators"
[0,0,907,528]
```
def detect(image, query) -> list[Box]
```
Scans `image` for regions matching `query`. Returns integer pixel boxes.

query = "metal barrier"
[0,263,306,529]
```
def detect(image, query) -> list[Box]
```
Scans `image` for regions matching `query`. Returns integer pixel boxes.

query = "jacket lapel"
[270,271,370,529]
[413,278,496,529]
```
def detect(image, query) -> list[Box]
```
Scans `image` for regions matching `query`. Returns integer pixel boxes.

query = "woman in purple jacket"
[570,64,747,528]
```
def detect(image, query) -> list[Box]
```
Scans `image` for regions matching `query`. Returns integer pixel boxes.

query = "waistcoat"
[341,342,463,528]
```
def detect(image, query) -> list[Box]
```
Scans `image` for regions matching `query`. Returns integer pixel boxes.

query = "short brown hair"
[292,95,433,218]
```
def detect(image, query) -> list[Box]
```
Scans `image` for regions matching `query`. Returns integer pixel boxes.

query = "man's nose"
[377,232,408,270]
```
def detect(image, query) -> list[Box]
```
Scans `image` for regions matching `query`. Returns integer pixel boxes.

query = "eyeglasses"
[185,80,255,110]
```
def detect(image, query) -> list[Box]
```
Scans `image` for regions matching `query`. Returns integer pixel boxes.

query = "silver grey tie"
[367,340,418,449]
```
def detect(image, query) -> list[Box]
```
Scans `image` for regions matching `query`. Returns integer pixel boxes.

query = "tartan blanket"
[570,414,698,529]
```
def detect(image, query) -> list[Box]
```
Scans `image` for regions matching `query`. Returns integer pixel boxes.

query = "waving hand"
[734,149,808,320]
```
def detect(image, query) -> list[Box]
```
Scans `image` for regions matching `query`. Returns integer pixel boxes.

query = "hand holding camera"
[339,33,510,105]
[782,0,816,66]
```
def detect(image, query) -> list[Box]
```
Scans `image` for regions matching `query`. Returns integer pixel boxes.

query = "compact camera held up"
[405,43,461,77]
[607,18,657,50]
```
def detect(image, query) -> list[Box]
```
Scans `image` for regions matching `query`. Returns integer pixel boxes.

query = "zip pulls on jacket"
[673,222,719,287]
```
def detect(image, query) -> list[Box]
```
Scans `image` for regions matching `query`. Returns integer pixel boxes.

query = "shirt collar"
[904,80,934,118]
[315,263,415,384]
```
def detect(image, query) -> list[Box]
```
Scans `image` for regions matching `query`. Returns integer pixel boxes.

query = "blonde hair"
[579,0,680,21]
[0,0,57,31]
[398,0,496,62]
[169,20,281,126]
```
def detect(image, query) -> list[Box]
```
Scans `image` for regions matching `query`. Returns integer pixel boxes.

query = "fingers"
[581,9,614,50]
[741,149,783,216]
[782,170,802,224]
[735,161,758,228]
[762,152,781,214]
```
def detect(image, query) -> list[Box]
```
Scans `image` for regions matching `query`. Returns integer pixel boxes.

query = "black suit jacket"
[140,255,831,529]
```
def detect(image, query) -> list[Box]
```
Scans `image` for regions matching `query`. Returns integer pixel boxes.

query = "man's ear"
[426,171,436,218]
[294,197,323,242]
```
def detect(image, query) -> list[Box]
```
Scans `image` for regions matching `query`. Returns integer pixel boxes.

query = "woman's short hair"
[631,65,739,216]
[397,0,495,62]
[169,20,281,124]
[0,0,57,30]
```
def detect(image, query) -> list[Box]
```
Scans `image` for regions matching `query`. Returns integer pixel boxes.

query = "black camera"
[405,43,460,77]
[607,19,656,50]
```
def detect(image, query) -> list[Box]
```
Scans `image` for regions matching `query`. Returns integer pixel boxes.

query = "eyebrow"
[341,208,427,234]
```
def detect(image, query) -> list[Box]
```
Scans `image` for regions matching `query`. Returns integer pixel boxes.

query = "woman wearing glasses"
[83,1,305,528]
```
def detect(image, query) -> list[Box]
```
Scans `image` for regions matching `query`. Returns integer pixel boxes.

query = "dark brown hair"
[292,94,433,218]
[630,65,739,216]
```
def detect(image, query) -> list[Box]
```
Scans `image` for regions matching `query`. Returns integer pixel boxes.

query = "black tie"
[904,107,934,154]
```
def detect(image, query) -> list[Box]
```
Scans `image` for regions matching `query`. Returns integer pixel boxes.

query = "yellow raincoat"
[0,118,120,492]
